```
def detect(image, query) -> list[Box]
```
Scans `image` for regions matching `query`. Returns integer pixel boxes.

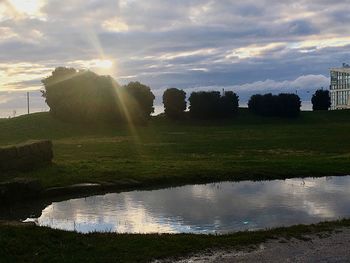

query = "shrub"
[311,89,331,111]
[163,88,187,119]
[189,91,239,119]
[248,93,301,118]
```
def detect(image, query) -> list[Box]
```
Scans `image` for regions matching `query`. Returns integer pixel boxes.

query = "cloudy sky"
[1,0,350,117]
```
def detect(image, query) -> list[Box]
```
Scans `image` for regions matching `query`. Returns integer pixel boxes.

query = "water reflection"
[26,176,350,234]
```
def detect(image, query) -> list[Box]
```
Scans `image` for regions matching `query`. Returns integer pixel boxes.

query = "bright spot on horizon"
[66,59,115,74]
[94,59,113,69]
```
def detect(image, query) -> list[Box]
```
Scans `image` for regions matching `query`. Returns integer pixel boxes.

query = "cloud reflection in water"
[32,176,350,234]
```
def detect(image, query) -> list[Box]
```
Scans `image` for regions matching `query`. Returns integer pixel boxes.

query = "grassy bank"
[1,219,350,262]
[1,109,350,188]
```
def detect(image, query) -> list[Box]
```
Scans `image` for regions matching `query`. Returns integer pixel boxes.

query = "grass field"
[1,219,349,263]
[2,110,350,262]
[1,109,350,188]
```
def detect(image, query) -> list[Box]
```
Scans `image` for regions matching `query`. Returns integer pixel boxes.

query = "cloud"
[154,74,329,100]
[233,74,329,92]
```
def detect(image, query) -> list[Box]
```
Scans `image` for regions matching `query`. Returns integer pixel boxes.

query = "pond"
[24,176,350,234]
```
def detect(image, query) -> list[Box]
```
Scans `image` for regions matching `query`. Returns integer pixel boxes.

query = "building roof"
[330,68,350,74]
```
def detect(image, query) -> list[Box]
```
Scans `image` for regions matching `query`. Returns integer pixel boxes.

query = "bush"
[248,93,301,118]
[42,68,155,123]
[311,89,331,111]
[189,91,239,119]
[163,88,187,119]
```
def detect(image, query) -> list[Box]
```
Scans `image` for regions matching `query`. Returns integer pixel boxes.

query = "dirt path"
[158,228,350,263]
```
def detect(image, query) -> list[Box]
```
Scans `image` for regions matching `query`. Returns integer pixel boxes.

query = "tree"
[311,89,331,111]
[219,91,239,117]
[41,67,78,116]
[163,88,186,119]
[42,68,155,124]
[275,93,301,117]
[248,93,276,116]
[122,82,155,123]
[42,67,77,88]
[189,91,239,119]
[189,91,221,119]
[42,69,119,122]
[248,93,301,118]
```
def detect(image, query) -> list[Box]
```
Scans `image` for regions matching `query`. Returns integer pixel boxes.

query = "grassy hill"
[1,109,350,188]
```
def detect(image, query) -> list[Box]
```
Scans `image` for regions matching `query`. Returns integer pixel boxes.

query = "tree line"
[41,67,331,124]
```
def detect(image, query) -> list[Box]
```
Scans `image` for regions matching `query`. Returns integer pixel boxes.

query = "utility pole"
[27,92,29,114]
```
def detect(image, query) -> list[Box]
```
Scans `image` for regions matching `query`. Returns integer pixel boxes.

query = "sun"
[94,59,113,69]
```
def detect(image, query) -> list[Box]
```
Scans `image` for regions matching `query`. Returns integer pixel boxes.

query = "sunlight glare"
[94,59,113,69]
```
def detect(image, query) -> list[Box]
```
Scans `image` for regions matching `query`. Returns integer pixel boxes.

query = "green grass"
[2,110,350,262]
[2,109,350,188]
[1,219,350,263]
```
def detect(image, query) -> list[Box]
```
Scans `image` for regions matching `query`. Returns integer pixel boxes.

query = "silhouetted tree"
[42,67,77,87]
[275,93,301,117]
[189,91,239,119]
[42,68,155,123]
[311,89,331,111]
[189,91,221,119]
[248,93,276,116]
[42,69,118,122]
[219,91,239,117]
[247,94,261,115]
[163,88,186,119]
[248,93,301,118]
[41,67,78,111]
[122,81,155,123]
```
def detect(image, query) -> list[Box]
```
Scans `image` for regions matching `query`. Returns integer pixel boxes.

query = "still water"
[25,176,350,234]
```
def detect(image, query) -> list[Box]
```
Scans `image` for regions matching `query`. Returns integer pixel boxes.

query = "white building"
[330,64,350,110]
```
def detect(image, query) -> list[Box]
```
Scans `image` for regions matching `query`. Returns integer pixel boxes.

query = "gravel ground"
[157,228,350,263]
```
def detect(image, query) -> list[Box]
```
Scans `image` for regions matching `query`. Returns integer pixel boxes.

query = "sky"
[1,0,350,117]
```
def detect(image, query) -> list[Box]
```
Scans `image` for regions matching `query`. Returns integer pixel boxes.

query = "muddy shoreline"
[157,228,350,263]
